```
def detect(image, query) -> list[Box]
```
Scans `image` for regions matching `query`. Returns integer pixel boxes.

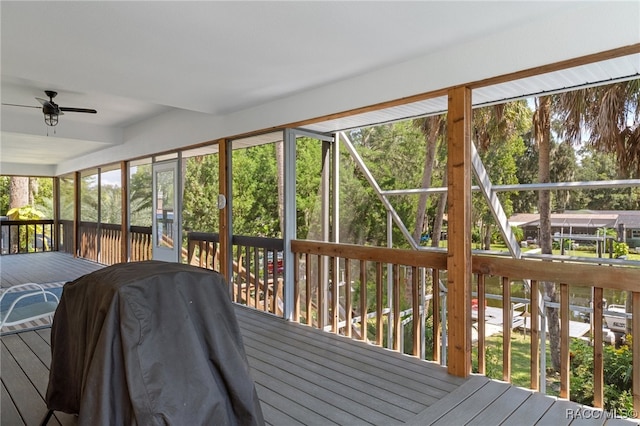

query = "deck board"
[1,380,24,426]
[2,253,640,425]
[0,340,60,425]
[467,385,534,425]
[501,389,555,425]
[0,252,103,288]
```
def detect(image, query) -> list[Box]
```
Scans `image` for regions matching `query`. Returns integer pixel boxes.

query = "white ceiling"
[1,1,639,176]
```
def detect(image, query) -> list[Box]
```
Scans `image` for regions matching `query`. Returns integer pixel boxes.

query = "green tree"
[571,147,640,210]
[183,154,220,233]
[473,101,530,249]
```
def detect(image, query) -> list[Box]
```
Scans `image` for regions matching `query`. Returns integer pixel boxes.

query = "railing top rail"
[188,232,220,243]
[187,232,284,250]
[291,240,448,269]
[293,239,640,292]
[233,235,284,251]
[0,219,54,225]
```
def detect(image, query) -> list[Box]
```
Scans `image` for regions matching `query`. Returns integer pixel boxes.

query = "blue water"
[0,286,63,312]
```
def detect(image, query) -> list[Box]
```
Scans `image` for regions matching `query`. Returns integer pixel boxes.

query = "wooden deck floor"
[1,253,638,425]
[0,252,103,288]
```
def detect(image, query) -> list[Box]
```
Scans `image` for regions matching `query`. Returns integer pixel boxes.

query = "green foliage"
[570,338,634,411]
[0,176,9,214]
[339,122,427,247]
[7,205,45,220]
[232,144,280,237]
[511,226,524,242]
[571,147,640,210]
[129,164,152,227]
[183,155,220,233]
[613,242,630,258]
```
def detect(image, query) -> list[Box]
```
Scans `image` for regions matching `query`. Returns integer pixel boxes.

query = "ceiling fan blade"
[59,107,97,114]
[1,103,41,109]
[36,97,53,107]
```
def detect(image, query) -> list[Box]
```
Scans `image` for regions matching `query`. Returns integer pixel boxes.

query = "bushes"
[570,337,633,411]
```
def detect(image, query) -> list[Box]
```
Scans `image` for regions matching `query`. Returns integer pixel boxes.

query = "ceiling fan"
[2,90,97,127]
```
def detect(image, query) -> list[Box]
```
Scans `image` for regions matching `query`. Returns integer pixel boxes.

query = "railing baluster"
[432,268,440,364]
[345,259,352,338]
[477,273,486,375]
[593,286,603,408]
[530,279,540,391]
[560,282,570,399]
[360,260,367,342]
[331,256,338,333]
[376,262,383,346]
[317,254,324,330]
[253,248,260,309]
[633,291,640,416]
[294,253,300,322]
[412,266,420,357]
[502,276,511,382]
[393,264,401,351]
[305,253,311,325]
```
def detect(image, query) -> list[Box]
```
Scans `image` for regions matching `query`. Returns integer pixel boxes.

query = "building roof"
[510,211,640,229]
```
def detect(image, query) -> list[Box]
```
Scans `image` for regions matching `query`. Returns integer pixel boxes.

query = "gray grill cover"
[46,261,264,426]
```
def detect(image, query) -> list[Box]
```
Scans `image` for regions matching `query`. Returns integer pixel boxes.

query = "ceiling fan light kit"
[3,90,97,128]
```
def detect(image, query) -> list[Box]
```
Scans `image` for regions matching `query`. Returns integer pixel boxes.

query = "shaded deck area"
[1,253,637,425]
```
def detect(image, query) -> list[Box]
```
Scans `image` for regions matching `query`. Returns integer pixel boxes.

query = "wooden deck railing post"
[121,161,129,263]
[219,139,230,284]
[74,171,81,258]
[633,291,640,416]
[446,85,472,377]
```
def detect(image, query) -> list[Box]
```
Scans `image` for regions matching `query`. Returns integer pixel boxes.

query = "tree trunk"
[413,120,439,244]
[536,96,561,373]
[431,172,447,248]
[9,176,30,253]
[482,223,492,250]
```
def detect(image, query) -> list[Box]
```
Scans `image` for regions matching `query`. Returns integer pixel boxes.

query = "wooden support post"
[633,291,640,416]
[53,177,60,251]
[74,171,81,258]
[218,139,230,282]
[120,161,129,263]
[446,86,472,377]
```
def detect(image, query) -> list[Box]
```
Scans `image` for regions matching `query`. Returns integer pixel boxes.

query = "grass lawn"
[472,332,561,396]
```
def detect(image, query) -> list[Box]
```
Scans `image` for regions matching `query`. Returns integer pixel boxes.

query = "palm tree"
[556,79,640,177]
[533,95,561,372]
[413,115,446,246]
[534,79,640,373]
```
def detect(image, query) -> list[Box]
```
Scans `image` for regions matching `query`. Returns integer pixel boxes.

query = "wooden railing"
[187,232,284,315]
[130,226,152,262]
[0,219,54,255]
[290,239,640,413]
[77,222,152,264]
